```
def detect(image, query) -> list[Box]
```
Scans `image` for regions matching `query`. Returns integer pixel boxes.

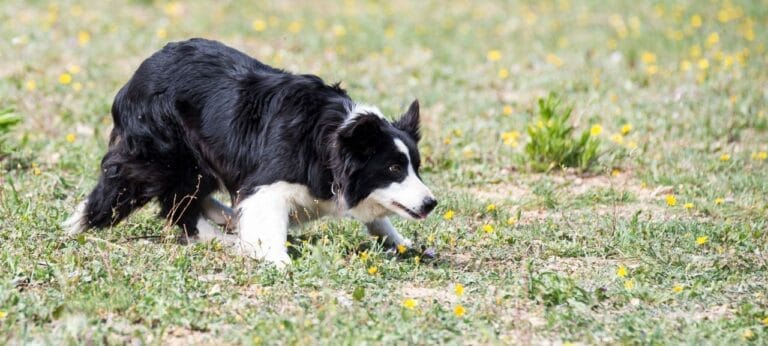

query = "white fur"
[365,217,411,247]
[62,201,87,236]
[351,139,435,221]
[343,103,384,127]
[236,182,336,267]
[188,217,238,245]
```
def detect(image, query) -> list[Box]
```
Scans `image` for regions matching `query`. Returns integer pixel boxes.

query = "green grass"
[2,0,768,344]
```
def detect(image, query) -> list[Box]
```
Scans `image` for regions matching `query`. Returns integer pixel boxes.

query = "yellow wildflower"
[359,251,369,262]
[714,198,724,205]
[641,51,656,64]
[453,305,466,317]
[719,153,730,161]
[683,202,694,210]
[443,210,455,221]
[396,244,407,254]
[706,32,719,47]
[665,194,677,206]
[77,30,90,46]
[25,79,36,91]
[616,265,628,278]
[66,133,76,143]
[624,278,635,290]
[287,21,302,33]
[251,19,266,32]
[590,124,603,136]
[698,59,709,70]
[610,133,624,144]
[762,316,768,325]
[32,165,41,176]
[502,105,513,116]
[454,283,464,296]
[546,53,563,67]
[367,266,378,275]
[696,236,708,245]
[672,284,684,293]
[332,24,346,37]
[690,14,702,28]
[498,68,509,79]
[413,256,420,265]
[482,224,494,233]
[611,169,620,177]
[485,204,496,212]
[743,329,754,341]
[680,60,692,71]
[620,124,632,135]
[58,73,72,85]
[486,50,502,62]
[402,298,417,310]
[645,65,658,75]
[506,217,517,225]
[156,28,167,39]
[752,151,767,160]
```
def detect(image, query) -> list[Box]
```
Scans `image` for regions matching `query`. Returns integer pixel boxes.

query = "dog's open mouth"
[392,201,425,219]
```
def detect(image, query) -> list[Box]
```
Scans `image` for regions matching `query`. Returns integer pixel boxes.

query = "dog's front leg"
[236,186,291,267]
[365,217,412,248]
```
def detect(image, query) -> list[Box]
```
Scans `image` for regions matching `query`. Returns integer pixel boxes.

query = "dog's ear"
[394,99,420,142]
[338,113,384,156]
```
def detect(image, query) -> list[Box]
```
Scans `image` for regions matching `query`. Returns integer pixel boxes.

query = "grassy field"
[2,0,767,344]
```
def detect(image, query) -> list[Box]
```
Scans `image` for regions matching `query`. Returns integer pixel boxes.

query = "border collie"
[63,38,437,266]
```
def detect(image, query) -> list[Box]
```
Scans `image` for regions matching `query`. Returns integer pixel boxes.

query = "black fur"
[79,38,422,237]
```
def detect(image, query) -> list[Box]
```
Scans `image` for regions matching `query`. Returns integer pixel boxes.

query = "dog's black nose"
[421,197,437,215]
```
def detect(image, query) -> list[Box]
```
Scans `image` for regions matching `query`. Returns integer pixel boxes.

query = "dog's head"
[333,100,437,222]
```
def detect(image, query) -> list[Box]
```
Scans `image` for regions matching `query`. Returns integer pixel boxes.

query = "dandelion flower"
[752,151,767,160]
[251,19,267,32]
[706,32,719,47]
[546,53,563,67]
[610,133,624,144]
[742,329,755,341]
[58,73,72,85]
[443,210,455,221]
[502,105,513,116]
[332,24,346,37]
[485,204,496,212]
[698,59,709,70]
[506,217,517,225]
[714,198,724,205]
[680,60,692,71]
[32,166,42,176]
[396,244,407,254]
[672,284,684,293]
[454,283,464,296]
[620,124,632,135]
[719,153,730,161]
[696,236,708,245]
[624,278,635,290]
[611,169,621,177]
[486,50,502,62]
[762,316,768,326]
[25,79,36,91]
[66,133,76,143]
[0,310,6,319]
[683,202,694,210]
[590,124,603,136]
[77,30,90,46]
[482,224,494,233]
[665,194,677,206]
[359,251,369,262]
[616,265,628,278]
[641,51,656,64]
[453,305,466,317]
[498,68,509,79]
[690,14,702,28]
[413,256,420,265]
[367,266,378,275]
[402,298,417,310]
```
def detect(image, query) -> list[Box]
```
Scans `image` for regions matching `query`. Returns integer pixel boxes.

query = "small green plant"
[0,108,22,158]
[527,269,591,307]
[524,93,600,172]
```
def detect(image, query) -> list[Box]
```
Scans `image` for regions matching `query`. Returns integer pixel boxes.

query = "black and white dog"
[63,38,437,266]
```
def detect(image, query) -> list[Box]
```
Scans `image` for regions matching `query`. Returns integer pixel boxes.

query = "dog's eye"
[388,164,402,174]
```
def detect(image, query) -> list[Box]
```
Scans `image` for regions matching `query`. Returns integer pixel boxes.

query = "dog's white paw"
[62,201,87,236]
[235,240,291,268]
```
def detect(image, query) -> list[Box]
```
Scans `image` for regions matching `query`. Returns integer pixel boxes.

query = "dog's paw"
[62,201,87,236]
[235,240,291,268]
